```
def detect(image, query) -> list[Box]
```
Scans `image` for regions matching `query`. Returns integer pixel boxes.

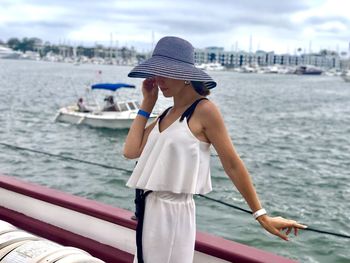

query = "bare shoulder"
[195,99,229,144]
[196,99,223,122]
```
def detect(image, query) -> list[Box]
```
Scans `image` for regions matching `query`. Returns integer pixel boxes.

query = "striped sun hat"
[128,36,217,89]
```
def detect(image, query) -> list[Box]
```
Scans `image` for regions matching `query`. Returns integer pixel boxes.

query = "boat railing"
[0,174,297,263]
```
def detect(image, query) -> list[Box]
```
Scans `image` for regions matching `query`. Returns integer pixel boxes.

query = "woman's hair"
[191,81,210,96]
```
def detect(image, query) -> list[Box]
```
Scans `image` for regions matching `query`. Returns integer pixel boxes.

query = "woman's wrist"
[253,208,267,220]
[140,99,156,113]
[256,214,268,223]
[137,109,151,119]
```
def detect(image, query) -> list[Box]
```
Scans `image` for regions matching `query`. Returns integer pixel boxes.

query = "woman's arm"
[123,78,158,159]
[200,101,306,240]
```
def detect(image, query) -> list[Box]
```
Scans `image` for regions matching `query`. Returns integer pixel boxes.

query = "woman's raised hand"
[257,215,307,241]
[142,78,158,105]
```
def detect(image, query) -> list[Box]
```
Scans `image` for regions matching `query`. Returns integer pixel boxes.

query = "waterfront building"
[194,47,342,70]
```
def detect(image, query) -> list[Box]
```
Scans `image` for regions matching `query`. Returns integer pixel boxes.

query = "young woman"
[123,36,306,263]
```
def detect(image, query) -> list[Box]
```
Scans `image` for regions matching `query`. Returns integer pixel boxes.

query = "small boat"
[0,46,21,60]
[295,65,323,75]
[0,174,297,263]
[55,83,157,129]
[196,62,225,71]
[341,71,350,82]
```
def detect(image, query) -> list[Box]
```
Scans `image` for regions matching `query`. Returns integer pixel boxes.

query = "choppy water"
[0,59,349,263]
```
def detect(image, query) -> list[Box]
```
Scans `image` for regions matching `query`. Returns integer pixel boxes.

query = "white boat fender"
[77,117,85,125]
[0,230,41,250]
[0,239,61,263]
[0,240,31,260]
[54,253,105,263]
[0,220,105,262]
[36,247,90,263]
[53,111,62,122]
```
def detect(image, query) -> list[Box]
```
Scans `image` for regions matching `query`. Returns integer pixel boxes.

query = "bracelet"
[253,208,267,220]
[137,109,150,119]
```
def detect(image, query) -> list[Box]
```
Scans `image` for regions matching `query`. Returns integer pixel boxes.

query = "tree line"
[0,37,144,60]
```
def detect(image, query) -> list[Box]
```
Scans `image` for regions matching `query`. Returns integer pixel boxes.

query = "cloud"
[7,21,72,29]
[303,16,350,34]
[0,0,349,53]
[304,15,350,25]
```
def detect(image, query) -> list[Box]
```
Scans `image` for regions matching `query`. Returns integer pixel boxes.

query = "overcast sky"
[1,0,349,55]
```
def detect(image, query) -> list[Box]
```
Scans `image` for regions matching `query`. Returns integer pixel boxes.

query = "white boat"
[196,62,225,71]
[55,83,157,129]
[240,65,257,73]
[0,46,21,59]
[341,71,350,82]
[0,174,297,263]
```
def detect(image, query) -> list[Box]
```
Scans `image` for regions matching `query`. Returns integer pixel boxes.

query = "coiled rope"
[1,142,349,239]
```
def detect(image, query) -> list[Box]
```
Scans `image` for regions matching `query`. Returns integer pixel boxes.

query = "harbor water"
[0,59,349,263]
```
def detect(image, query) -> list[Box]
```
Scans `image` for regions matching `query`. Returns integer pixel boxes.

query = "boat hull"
[0,174,297,263]
[55,107,157,129]
[295,66,323,75]
[342,75,350,82]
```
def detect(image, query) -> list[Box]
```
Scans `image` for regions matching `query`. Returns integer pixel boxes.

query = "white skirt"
[133,191,196,263]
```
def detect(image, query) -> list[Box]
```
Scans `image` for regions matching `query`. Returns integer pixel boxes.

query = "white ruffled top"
[126,116,212,194]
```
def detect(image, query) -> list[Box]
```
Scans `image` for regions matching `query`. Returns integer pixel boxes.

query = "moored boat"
[0,174,297,263]
[196,62,225,71]
[0,46,22,60]
[341,71,350,82]
[295,65,323,75]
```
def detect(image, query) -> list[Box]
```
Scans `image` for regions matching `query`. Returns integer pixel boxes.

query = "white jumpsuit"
[127,102,212,263]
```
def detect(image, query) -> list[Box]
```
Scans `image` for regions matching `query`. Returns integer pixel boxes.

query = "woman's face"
[155,76,184,97]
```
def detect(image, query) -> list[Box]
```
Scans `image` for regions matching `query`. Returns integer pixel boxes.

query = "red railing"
[0,174,297,263]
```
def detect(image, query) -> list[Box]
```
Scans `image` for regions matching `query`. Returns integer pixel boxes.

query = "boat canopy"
[91,83,136,91]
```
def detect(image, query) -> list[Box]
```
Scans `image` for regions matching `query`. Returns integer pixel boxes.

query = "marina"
[0,59,349,262]
[1,41,349,78]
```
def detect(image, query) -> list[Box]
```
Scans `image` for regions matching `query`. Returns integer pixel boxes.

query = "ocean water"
[0,59,349,263]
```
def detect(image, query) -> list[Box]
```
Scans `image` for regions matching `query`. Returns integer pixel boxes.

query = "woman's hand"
[141,78,158,107]
[257,215,307,241]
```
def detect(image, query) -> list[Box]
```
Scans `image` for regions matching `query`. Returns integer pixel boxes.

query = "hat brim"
[128,56,217,89]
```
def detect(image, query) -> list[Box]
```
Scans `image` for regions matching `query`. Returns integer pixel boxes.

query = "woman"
[124,36,306,263]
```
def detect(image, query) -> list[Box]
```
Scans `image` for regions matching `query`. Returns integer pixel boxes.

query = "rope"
[0,142,132,173]
[198,194,350,239]
[198,194,252,214]
[302,227,350,239]
[1,142,349,239]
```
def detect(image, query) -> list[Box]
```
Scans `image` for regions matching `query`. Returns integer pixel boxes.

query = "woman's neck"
[172,87,202,112]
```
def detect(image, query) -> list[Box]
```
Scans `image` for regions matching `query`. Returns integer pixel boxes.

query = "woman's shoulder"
[195,98,223,125]
[196,98,220,115]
